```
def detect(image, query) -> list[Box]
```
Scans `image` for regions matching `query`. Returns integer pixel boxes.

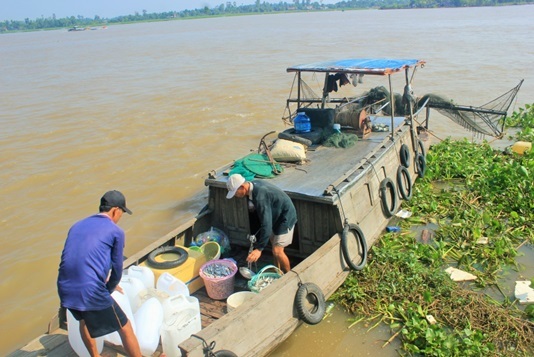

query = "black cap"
[100,190,132,214]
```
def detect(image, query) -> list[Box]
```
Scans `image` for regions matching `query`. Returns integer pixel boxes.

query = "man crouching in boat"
[57,190,141,357]
[226,174,297,273]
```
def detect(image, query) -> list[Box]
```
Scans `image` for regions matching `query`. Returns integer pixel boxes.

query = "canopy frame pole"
[388,74,394,139]
[405,67,417,151]
[297,71,302,109]
[321,72,330,109]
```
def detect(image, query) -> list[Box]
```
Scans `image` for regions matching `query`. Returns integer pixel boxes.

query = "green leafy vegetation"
[2,0,533,33]
[507,104,534,142]
[334,104,534,356]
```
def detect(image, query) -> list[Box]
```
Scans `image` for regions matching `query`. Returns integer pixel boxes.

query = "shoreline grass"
[334,104,534,356]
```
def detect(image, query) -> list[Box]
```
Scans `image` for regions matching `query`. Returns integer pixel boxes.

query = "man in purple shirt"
[57,190,141,357]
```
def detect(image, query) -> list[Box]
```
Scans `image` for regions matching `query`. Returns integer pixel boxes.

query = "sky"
[0,0,248,22]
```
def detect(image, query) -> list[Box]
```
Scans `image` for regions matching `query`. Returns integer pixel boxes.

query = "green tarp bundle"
[229,153,283,179]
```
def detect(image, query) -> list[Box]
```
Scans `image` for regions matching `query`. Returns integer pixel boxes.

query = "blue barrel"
[294,112,311,133]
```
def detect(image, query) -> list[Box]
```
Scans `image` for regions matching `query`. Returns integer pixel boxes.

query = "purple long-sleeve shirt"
[57,214,125,311]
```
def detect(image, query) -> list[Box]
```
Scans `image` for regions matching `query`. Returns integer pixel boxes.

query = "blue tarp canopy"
[287,58,425,76]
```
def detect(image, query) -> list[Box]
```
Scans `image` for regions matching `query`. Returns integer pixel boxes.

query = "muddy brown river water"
[1,5,533,355]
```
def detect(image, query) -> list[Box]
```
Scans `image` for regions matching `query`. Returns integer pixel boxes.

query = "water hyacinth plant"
[334,104,534,356]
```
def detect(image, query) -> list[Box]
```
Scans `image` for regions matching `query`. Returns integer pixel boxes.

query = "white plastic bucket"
[127,265,155,289]
[226,291,257,312]
[160,295,202,357]
[103,290,136,346]
[67,310,104,357]
[156,272,189,297]
[119,275,145,313]
[134,297,164,356]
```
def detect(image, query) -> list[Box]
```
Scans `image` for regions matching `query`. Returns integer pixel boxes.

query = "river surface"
[1,6,533,356]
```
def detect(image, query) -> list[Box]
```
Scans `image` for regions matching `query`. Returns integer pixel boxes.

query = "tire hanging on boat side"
[416,139,426,158]
[147,246,188,269]
[396,165,413,200]
[415,138,427,178]
[341,223,367,271]
[379,177,397,217]
[295,282,326,325]
[399,143,411,168]
[415,153,426,178]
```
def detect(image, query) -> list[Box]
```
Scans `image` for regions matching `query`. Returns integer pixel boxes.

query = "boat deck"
[207,116,407,201]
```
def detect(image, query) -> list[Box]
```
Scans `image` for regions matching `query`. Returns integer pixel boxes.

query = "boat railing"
[335,94,369,109]
[363,98,389,115]
[122,215,198,268]
[413,97,430,117]
[413,97,431,130]
[286,97,354,106]
[286,94,369,106]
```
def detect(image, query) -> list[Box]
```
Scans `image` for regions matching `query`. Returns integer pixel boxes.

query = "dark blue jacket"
[251,180,297,250]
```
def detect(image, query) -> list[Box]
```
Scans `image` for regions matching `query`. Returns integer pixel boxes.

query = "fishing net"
[361,86,405,116]
[300,78,319,102]
[417,80,523,138]
[335,102,365,128]
[286,72,523,139]
[282,77,321,125]
[322,132,358,148]
[418,94,496,136]
[361,81,523,138]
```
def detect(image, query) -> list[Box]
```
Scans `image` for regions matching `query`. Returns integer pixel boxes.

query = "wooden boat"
[67,26,86,32]
[11,59,431,357]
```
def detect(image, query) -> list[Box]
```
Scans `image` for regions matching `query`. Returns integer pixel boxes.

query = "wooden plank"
[8,331,75,357]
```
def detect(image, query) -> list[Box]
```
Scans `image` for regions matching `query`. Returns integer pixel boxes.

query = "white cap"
[226,174,246,199]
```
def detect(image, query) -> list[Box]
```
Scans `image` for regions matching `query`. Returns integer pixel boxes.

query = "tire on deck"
[147,246,188,269]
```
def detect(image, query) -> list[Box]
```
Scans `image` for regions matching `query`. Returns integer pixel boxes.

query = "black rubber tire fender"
[415,153,427,179]
[147,246,188,269]
[295,282,326,325]
[399,143,411,168]
[416,139,426,158]
[278,131,313,147]
[280,128,323,145]
[396,165,413,201]
[379,177,397,218]
[213,350,238,357]
[341,223,368,271]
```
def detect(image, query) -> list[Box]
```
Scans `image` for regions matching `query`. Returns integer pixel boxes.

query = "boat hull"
[178,121,426,356]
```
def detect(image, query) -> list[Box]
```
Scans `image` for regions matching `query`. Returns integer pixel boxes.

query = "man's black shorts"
[69,300,128,338]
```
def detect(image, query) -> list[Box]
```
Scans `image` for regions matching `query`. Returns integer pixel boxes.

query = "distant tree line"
[1,0,531,32]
